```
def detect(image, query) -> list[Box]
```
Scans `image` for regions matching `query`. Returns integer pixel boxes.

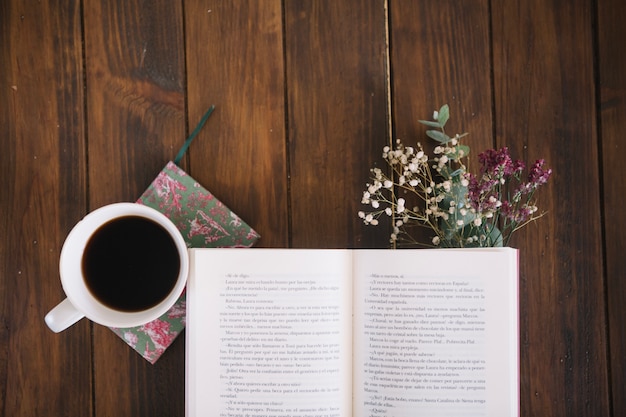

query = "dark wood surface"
[0,1,622,416]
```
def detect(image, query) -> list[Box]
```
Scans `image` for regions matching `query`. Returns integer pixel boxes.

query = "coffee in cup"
[45,203,189,332]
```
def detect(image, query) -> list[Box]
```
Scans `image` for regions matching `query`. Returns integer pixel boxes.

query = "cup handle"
[45,298,85,333]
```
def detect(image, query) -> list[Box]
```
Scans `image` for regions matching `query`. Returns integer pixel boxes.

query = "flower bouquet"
[359,105,552,248]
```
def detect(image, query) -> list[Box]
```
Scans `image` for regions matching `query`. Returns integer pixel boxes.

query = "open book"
[186,248,519,417]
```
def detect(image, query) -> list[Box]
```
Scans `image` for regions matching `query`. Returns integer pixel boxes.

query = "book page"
[187,249,353,417]
[353,248,518,417]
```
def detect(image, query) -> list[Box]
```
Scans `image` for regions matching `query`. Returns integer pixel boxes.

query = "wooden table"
[1,1,624,416]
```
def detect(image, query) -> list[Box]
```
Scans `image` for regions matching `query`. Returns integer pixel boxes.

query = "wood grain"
[492,0,609,415]
[82,1,187,416]
[389,0,494,246]
[184,0,289,249]
[285,0,389,248]
[598,0,626,413]
[0,1,90,416]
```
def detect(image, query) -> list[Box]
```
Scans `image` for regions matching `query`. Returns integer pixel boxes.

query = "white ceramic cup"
[45,203,189,333]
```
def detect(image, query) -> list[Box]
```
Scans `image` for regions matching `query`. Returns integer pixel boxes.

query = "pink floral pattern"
[109,161,259,364]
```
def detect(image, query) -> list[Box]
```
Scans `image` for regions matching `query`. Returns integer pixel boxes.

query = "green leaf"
[437,104,450,127]
[448,144,470,160]
[426,130,451,143]
[443,223,504,248]
[449,168,465,178]
[480,224,503,247]
[441,183,470,215]
[418,119,442,128]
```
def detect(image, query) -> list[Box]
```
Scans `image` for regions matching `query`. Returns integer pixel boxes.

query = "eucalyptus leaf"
[418,119,442,128]
[448,144,470,160]
[441,183,472,219]
[455,224,503,248]
[482,225,503,247]
[437,104,450,126]
[426,130,450,143]
[449,168,465,178]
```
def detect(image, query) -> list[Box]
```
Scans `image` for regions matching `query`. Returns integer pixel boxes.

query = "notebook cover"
[109,161,260,363]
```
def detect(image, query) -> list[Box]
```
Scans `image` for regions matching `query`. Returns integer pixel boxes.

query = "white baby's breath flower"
[371,200,380,208]
[384,180,393,189]
[473,218,482,226]
[432,236,440,245]
[397,198,406,214]
[367,180,383,194]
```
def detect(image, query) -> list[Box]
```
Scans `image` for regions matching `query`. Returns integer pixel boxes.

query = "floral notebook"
[109,161,260,363]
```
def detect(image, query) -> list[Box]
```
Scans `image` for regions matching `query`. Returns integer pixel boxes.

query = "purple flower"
[478,147,524,177]
[528,159,552,186]
[466,172,499,212]
[501,201,530,223]
[513,159,552,198]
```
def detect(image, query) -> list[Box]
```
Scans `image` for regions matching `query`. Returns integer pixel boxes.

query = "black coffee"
[82,215,180,312]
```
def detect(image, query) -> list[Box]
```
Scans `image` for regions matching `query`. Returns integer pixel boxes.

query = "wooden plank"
[185,0,289,248]
[0,1,91,416]
[285,0,389,248]
[491,0,609,415]
[82,1,187,416]
[389,1,494,246]
[598,0,626,413]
